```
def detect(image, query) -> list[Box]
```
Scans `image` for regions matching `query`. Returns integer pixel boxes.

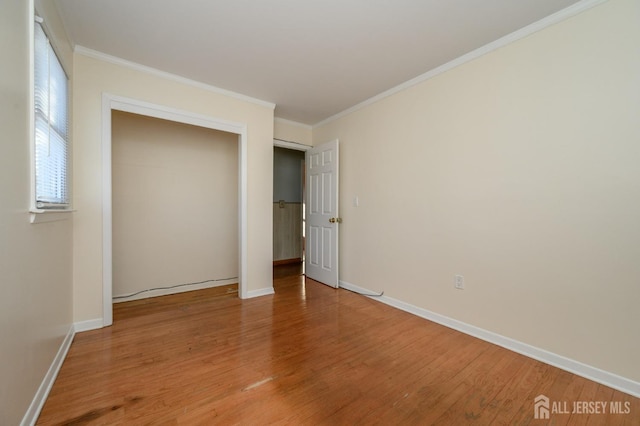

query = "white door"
[305,139,340,287]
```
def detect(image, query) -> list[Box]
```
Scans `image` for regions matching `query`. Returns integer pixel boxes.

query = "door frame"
[273,138,312,152]
[273,138,311,267]
[102,93,248,326]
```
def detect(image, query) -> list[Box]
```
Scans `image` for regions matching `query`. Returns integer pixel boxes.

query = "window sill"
[30,209,75,224]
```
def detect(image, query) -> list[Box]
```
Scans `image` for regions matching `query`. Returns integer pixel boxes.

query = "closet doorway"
[111,111,239,309]
[101,94,248,326]
[273,140,309,281]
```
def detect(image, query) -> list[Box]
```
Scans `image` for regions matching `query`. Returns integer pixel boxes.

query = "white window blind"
[34,21,69,208]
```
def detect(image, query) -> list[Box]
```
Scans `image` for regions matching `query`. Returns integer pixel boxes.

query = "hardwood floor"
[37,265,639,425]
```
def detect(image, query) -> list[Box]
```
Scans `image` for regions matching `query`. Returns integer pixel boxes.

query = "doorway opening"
[111,111,239,310]
[273,139,310,287]
[102,94,248,327]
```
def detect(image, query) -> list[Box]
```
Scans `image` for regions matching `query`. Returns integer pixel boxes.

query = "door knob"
[329,217,342,223]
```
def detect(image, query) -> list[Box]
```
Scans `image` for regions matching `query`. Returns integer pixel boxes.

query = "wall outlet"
[454,275,464,290]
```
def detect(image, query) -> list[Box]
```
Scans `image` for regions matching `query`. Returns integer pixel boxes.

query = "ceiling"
[53,0,581,125]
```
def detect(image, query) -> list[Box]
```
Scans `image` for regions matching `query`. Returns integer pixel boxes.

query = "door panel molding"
[305,139,339,287]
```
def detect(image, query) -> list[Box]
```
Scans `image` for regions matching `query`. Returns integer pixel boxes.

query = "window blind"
[34,22,69,208]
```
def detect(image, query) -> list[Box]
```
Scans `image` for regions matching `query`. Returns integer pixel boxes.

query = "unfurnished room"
[1,0,639,424]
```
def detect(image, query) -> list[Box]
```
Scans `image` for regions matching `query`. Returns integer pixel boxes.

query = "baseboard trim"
[339,280,640,398]
[73,318,105,333]
[20,326,75,426]
[112,279,238,303]
[245,287,275,299]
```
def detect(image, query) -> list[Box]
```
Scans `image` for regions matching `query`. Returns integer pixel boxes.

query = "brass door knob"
[329,218,342,223]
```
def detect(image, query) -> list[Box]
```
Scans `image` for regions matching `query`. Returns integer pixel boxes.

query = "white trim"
[20,326,74,426]
[339,279,640,399]
[113,279,238,303]
[28,0,37,214]
[73,318,104,333]
[77,46,275,110]
[101,95,113,326]
[274,117,312,130]
[238,126,249,299]
[314,0,609,128]
[273,138,312,152]
[29,209,74,224]
[246,287,275,299]
[102,93,249,326]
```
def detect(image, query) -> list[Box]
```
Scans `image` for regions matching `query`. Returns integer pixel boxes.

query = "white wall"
[0,1,74,424]
[112,111,238,299]
[72,52,274,323]
[313,0,640,383]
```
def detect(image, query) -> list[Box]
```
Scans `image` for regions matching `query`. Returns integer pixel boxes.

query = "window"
[34,20,69,209]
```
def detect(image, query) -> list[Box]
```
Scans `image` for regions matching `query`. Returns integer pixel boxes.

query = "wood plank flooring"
[37,265,639,425]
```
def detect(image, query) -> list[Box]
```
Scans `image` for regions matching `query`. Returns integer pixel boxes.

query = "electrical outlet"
[454,275,464,290]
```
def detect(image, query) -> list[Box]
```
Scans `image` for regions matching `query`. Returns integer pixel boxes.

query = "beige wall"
[73,53,274,322]
[313,0,640,382]
[274,117,313,146]
[0,1,73,424]
[112,111,238,299]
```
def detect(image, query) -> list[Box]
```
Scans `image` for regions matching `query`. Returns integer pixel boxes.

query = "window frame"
[30,14,71,216]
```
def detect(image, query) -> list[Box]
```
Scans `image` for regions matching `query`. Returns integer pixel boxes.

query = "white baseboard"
[20,326,75,426]
[112,279,238,303]
[339,280,640,399]
[245,287,275,299]
[74,318,105,332]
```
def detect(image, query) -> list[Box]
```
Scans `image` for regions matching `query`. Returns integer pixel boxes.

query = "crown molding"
[74,45,276,110]
[314,0,608,128]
